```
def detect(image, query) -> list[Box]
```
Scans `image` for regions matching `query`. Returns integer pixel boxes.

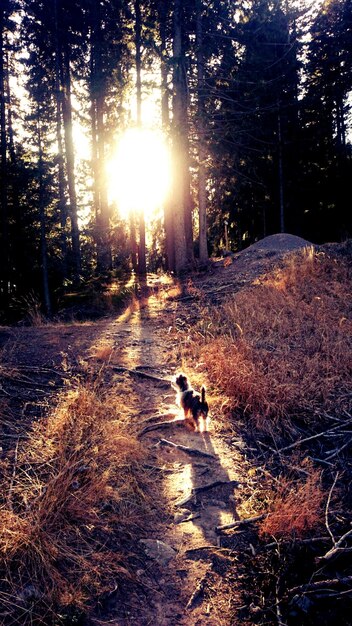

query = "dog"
[173,373,209,432]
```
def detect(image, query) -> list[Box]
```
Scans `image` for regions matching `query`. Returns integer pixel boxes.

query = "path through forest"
[87,285,248,625]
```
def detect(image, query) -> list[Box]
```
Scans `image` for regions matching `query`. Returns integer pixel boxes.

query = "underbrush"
[199,247,352,431]
[188,245,352,625]
[0,377,152,624]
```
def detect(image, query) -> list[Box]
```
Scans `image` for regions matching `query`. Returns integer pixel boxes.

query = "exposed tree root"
[156,438,216,458]
[138,419,185,437]
[110,366,171,387]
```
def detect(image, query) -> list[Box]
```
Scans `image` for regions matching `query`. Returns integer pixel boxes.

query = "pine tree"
[300,0,352,240]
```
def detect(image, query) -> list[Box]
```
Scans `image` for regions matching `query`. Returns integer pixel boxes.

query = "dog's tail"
[201,385,206,403]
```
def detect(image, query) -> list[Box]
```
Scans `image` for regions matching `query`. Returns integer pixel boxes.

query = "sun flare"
[107,128,171,221]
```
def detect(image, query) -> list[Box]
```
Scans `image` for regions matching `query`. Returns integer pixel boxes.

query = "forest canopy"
[0,0,351,319]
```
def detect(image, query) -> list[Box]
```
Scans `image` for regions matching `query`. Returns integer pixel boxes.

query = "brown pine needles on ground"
[0,375,152,624]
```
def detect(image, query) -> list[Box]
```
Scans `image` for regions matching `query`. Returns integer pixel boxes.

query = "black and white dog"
[173,373,209,432]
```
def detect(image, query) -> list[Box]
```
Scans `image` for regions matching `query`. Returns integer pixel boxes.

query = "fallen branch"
[317,526,352,562]
[265,536,330,549]
[277,417,352,454]
[287,576,352,596]
[184,545,235,556]
[216,513,266,532]
[156,438,216,459]
[110,367,171,387]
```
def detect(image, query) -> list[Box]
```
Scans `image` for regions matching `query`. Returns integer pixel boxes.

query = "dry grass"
[200,248,352,429]
[0,376,151,624]
[259,466,324,539]
[89,339,115,361]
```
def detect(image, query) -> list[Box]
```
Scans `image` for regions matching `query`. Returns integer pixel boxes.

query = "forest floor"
[0,234,351,626]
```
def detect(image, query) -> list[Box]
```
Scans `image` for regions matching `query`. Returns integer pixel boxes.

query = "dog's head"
[175,373,189,392]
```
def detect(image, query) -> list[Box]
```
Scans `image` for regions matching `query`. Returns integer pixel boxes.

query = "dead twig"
[317,526,352,562]
[287,576,352,596]
[325,471,339,544]
[325,438,352,461]
[277,417,352,454]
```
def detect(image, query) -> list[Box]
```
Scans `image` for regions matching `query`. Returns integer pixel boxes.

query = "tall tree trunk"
[196,0,208,265]
[37,108,52,317]
[54,0,68,280]
[61,45,81,284]
[135,0,146,276]
[171,0,189,272]
[5,43,21,293]
[0,7,9,310]
[90,0,112,275]
[158,0,175,271]
[277,106,285,233]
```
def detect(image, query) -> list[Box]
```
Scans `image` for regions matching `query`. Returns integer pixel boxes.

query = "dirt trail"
[87,235,314,623]
[80,287,247,625]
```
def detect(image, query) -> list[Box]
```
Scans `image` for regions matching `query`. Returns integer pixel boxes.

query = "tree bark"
[0,7,9,309]
[171,0,190,273]
[158,0,175,271]
[90,0,112,274]
[277,105,285,233]
[61,45,81,284]
[54,0,68,280]
[37,107,52,317]
[135,0,146,276]
[196,0,208,265]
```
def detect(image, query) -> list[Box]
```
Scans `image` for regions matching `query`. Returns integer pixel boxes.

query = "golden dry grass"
[259,466,324,539]
[200,248,352,429]
[0,376,151,624]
